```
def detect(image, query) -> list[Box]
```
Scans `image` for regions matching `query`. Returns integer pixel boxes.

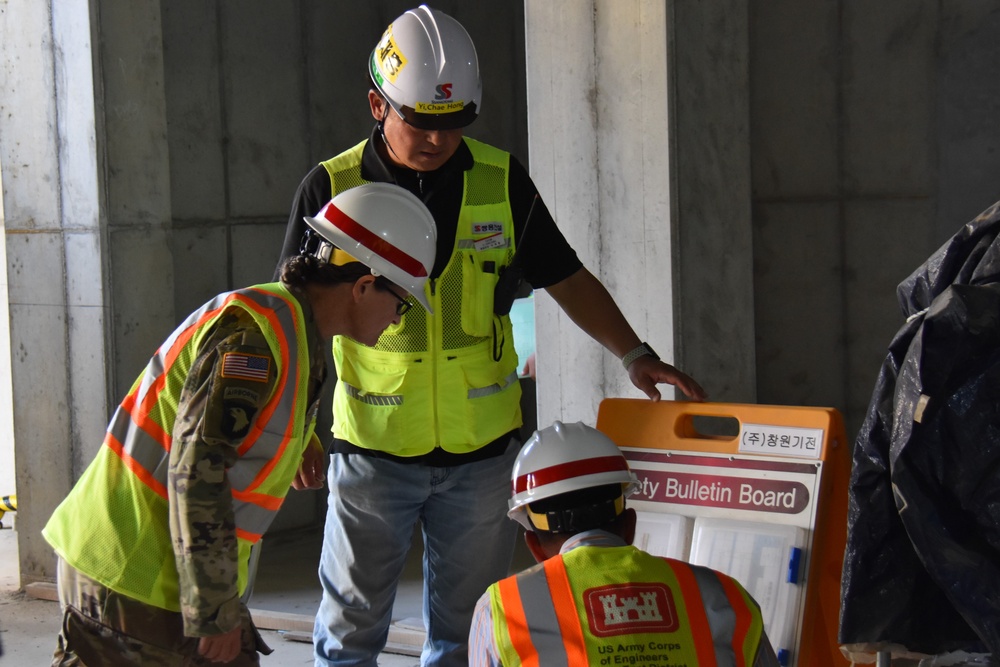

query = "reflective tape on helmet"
[513,455,632,495]
[322,203,428,278]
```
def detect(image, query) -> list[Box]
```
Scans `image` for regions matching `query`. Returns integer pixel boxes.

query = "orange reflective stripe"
[716,572,756,666]
[231,488,284,511]
[542,557,588,665]
[497,575,539,667]
[236,527,263,542]
[669,560,717,663]
[132,306,228,450]
[105,432,168,499]
[101,286,307,541]
[236,289,295,493]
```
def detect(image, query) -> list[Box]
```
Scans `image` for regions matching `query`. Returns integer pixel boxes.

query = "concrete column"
[0,0,174,584]
[96,0,176,397]
[0,0,108,584]
[671,0,755,401]
[525,0,754,428]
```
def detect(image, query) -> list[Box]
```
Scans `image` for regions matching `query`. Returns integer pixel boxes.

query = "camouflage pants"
[52,558,271,666]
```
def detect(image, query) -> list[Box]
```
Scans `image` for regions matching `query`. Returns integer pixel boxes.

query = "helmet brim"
[369,67,478,131]
[392,102,478,131]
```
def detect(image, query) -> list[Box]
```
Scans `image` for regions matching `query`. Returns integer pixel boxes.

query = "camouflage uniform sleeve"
[167,307,278,638]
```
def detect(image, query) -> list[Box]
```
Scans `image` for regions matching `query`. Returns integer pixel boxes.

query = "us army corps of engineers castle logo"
[584,584,679,637]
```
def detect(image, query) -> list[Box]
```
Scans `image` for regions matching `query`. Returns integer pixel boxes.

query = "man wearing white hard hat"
[43,184,435,666]
[469,422,780,667]
[274,6,707,667]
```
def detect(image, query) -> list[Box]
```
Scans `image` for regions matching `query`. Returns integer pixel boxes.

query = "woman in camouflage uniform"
[42,183,436,666]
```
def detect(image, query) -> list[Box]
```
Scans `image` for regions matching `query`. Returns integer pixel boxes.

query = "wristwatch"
[622,342,659,370]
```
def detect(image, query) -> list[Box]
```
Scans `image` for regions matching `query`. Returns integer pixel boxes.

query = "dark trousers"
[52,557,270,666]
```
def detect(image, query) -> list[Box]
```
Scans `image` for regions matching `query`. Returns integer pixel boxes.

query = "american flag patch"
[221,353,270,382]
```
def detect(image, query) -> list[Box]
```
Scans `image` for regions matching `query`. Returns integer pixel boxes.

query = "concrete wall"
[751,0,1000,432]
[526,0,756,430]
[4,0,1000,584]
[0,0,108,583]
[160,0,526,319]
[0,0,528,582]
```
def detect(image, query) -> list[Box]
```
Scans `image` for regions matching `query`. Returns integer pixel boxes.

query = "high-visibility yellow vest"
[321,138,522,456]
[43,284,315,611]
[489,545,766,666]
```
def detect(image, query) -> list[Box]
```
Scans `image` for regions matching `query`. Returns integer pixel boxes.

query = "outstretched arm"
[543,267,707,401]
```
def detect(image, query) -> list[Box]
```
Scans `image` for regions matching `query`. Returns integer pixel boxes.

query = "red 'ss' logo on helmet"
[434,83,453,101]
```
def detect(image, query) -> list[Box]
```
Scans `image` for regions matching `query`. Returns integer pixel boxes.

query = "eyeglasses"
[382,285,412,316]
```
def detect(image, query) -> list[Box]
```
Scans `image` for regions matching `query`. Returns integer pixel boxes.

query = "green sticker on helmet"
[370,54,385,88]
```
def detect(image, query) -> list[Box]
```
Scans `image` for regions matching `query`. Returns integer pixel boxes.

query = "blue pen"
[776,547,804,664]
[786,546,802,584]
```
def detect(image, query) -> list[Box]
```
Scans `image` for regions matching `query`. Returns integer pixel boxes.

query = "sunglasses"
[382,285,412,316]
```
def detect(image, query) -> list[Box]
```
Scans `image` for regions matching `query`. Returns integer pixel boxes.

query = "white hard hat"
[304,183,437,313]
[369,4,481,130]
[508,421,640,531]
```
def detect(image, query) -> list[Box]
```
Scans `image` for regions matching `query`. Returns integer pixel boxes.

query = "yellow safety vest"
[322,138,522,456]
[43,283,315,611]
[489,545,765,666]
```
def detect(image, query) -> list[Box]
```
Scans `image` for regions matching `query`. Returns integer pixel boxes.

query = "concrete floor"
[0,524,424,666]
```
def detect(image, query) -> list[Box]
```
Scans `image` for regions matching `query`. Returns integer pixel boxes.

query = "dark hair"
[279,255,372,290]
[528,483,626,534]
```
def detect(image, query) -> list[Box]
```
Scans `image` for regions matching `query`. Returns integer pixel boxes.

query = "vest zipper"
[428,278,441,449]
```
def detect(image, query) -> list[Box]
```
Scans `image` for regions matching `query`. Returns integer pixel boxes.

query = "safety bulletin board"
[595,399,851,667]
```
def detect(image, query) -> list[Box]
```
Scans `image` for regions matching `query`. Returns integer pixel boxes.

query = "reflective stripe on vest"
[467,370,518,399]
[106,285,305,541]
[491,547,764,666]
[322,138,523,456]
[340,381,403,406]
[714,568,765,666]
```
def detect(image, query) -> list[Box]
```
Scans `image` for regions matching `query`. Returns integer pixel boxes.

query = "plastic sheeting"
[840,200,1000,658]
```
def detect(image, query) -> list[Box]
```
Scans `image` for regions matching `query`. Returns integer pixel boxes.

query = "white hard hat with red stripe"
[508,421,640,531]
[303,182,437,313]
[369,4,481,130]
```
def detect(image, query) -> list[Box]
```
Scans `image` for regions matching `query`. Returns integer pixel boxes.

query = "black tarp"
[840,199,1000,656]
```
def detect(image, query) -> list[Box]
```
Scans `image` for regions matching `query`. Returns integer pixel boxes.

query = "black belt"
[331,430,520,467]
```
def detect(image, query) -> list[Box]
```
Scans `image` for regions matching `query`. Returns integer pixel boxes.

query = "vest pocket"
[335,348,408,403]
[461,251,502,337]
[332,343,433,456]
[459,351,522,444]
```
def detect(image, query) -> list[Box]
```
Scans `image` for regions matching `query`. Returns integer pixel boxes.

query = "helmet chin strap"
[378,102,405,166]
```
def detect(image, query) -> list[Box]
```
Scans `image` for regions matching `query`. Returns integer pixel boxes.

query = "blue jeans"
[314,439,521,667]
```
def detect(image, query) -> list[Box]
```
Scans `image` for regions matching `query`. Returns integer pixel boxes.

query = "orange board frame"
[596,398,851,667]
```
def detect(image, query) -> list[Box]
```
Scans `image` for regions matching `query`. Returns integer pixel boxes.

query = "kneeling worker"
[470,421,780,666]
[42,183,436,666]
